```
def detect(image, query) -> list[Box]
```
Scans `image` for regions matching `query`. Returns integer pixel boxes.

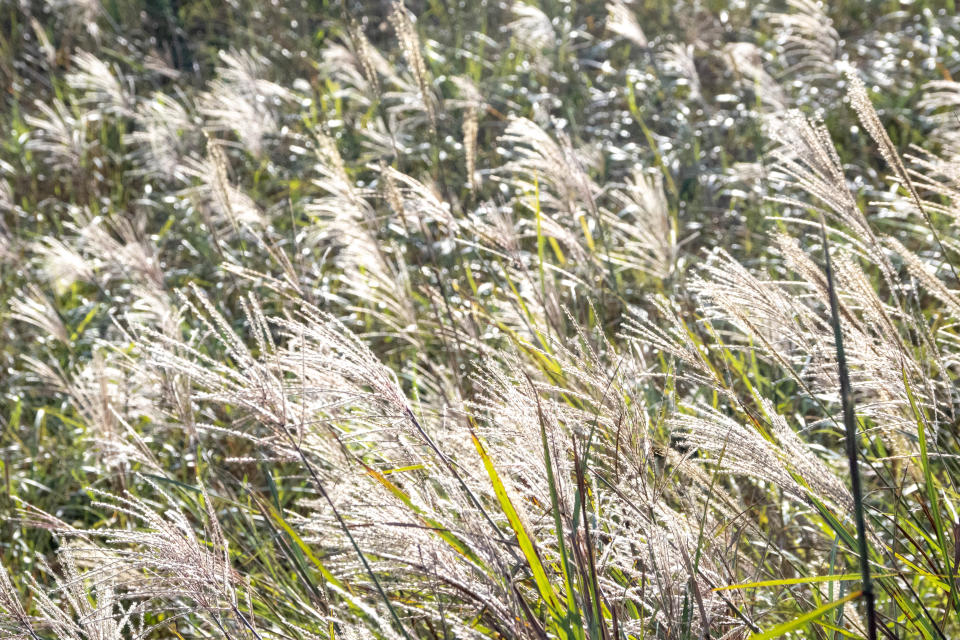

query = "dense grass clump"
[3,0,960,638]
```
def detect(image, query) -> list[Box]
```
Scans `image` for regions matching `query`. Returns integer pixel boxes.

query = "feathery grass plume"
[207,139,265,233]
[606,0,647,48]
[767,84,958,440]
[302,135,420,340]
[24,98,91,171]
[125,90,199,182]
[760,398,853,510]
[64,482,255,637]
[308,126,371,223]
[607,169,676,279]
[672,402,815,505]
[900,148,960,225]
[767,110,852,220]
[339,236,419,347]
[0,563,36,640]
[769,0,841,83]
[919,79,960,113]
[722,42,787,111]
[9,284,68,344]
[67,348,163,468]
[198,49,292,156]
[22,546,138,640]
[847,70,920,208]
[449,77,485,192]
[32,235,95,295]
[321,40,373,103]
[355,116,408,162]
[47,0,102,38]
[177,143,269,254]
[500,116,598,221]
[382,165,456,231]
[322,31,395,107]
[849,68,960,284]
[767,109,890,267]
[28,16,57,67]
[887,237,960,317]
[77,211,165,290]
[139,290,509,634]
[919,80,960,156]
[6,2,960,638]
[463,106,479,191]
[0,177,11,214]
[345,17,391,98]
[447,75,485,114]
[622,295,720,390]
[0,564,39,640]
[508,2,556,57]
[66,50,132,116]
[388,1,437,134]
[693,239,931,449]
[690,246,825,370]
[141,51,182,80]
[661,43,701,102]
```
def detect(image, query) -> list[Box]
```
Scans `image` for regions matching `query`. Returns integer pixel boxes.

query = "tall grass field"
[2,0,960,638]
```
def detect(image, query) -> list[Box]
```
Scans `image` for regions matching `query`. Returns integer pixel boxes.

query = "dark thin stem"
[231,604,265,640]
[818,215,876,640]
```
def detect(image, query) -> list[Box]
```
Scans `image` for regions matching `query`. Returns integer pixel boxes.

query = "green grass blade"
[749,591,862,640]
[532,379,584,639]
[471,432,568,637]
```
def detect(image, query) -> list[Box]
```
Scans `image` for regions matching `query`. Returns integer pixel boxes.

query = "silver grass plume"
[661,44,701,102]
[607,168,676,279]
[848,69,960,284]
[449,77,486,192]
[322,29,397,106]
[346,18,383,97]
[24,98,91,172]
[0,563,35,640]
[198,49,292,156]
[722,42,786,111]
[125,90,199,182]
[919,80,960,156]
[769,0,841,83]
[499,116,598,222]
[22,547,137,640]
[388,1,438,134]
[606,1,647,48]
[9,284,68,344]
[508,2,557,70]
[66,50,133,116]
